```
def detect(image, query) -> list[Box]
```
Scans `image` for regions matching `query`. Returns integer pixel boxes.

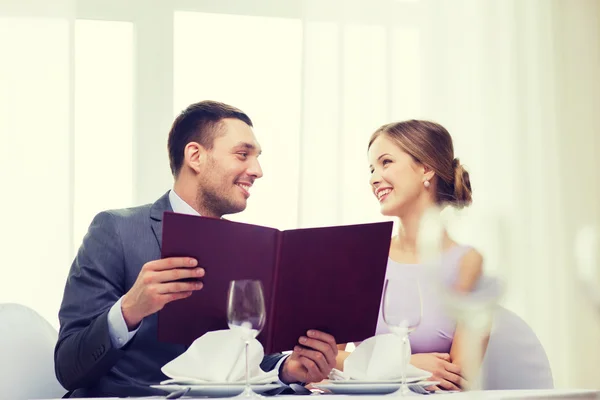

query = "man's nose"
[248,158,263,179]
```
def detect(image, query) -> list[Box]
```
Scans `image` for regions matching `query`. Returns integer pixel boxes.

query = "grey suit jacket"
[55,192,284,397]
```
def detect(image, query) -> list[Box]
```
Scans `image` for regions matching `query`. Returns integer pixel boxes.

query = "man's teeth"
[377,189,391,200]
[237,183,250,191]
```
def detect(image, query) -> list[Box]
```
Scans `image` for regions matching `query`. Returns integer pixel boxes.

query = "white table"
[437,389,599,399]
[39,388,600,399]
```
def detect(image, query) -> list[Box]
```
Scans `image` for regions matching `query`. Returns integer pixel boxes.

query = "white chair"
[481,306,554,389]
[0,303,66,399]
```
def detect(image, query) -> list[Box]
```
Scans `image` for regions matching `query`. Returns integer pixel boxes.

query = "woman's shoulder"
[452,246,484,292]
[445,242,483,266]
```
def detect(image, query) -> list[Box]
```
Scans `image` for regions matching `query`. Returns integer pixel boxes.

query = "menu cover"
[157,212,393,353]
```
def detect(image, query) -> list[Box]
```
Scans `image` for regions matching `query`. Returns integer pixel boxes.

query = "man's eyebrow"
[234,142,262,155]
[369,153,391,168]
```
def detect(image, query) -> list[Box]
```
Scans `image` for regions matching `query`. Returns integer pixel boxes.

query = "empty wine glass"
[418,205,506,392]
[382,278,422,396]
[227,280,266,398]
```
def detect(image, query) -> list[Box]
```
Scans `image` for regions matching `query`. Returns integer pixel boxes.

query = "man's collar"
[168,189,201,216]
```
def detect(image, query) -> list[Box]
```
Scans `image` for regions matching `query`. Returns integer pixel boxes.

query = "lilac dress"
[374,245,472,354]
[372,247,554,389]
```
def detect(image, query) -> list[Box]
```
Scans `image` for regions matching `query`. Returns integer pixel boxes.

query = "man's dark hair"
[167,100,253,176]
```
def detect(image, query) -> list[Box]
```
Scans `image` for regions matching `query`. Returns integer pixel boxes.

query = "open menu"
[157,212,393,353]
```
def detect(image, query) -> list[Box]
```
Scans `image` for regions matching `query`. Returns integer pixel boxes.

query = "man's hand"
[410,353,466,391]
[280,330,338,384]
[121,257,205,329]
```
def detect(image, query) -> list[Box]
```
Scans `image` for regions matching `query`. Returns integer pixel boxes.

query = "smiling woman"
[368,120,472,218]
[345,119,484,391]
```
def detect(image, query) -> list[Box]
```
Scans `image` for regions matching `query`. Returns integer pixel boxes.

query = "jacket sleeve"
[260,353,286,373]
[54,211,128,391]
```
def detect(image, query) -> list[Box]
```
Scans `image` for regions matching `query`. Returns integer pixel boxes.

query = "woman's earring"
[424,180,430,188]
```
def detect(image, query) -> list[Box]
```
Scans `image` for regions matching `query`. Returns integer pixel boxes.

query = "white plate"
[314,381,438,395]
[328,374,431,384]
[151,383,281,397]
[161,370,278,385]
[160,378,277,385]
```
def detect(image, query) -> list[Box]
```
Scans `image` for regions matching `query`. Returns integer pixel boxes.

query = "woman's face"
[368,134,431,217]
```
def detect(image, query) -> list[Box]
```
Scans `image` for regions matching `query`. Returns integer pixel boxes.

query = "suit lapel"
[150,191,173,250]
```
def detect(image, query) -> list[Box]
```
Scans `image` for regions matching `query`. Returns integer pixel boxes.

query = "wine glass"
[227,280,266,398]
[418,205,506,392]
[382,278,422,396]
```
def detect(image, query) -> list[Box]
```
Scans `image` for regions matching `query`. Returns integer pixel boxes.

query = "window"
[0,17,71,326]
[174,11,302,229]
[0,17,134,327]
[73,20,134,249]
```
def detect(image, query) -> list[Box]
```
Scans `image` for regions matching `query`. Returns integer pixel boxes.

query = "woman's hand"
[410,353,467,391]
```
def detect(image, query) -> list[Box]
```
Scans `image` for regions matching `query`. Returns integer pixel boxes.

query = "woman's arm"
[449,323,490,376]
[453,248,483,294]
[335,342,363,370]
[336,350,351,370]
[335,344,348,370]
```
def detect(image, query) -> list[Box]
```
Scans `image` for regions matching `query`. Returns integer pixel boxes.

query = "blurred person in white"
[336,120,482,391]
[55,101,338,398]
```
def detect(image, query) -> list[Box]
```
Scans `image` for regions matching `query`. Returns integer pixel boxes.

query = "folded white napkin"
[335,334,431,381]
[161,329,279,384]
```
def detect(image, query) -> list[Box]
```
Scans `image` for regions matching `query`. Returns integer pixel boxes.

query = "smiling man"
[55,101,338,398]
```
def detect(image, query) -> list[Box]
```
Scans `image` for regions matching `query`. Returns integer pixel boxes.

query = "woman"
[337,120,484,391]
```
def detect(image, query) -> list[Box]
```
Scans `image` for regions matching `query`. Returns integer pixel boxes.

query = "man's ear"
[183,142,206,174]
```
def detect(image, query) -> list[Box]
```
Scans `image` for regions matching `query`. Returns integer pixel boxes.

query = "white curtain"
[1,0,599,388]
[550,0,600,388]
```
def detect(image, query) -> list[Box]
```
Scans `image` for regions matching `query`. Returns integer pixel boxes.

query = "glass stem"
[245,340,250,390]
[401,334,409,395]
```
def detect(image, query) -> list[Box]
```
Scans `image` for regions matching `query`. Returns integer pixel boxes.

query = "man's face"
[196,118,263,217]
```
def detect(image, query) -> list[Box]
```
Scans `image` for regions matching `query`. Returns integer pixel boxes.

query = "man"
[55,101,338,397]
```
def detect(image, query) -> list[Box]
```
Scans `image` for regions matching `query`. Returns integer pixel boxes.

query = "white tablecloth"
[38,388,600,399]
